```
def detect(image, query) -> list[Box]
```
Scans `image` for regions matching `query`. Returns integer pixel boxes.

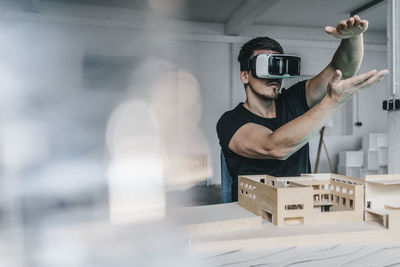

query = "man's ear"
[240,71,249,84]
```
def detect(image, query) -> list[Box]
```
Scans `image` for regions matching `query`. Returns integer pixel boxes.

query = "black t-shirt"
[217,80,311,201]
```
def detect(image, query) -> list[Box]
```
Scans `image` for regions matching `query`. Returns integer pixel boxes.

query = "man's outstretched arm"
[306,15,368,108]
[229,68,388,160]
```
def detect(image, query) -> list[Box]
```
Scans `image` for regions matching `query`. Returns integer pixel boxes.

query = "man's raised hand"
[325,15,368,39]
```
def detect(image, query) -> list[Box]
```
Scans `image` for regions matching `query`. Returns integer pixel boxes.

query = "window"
[321,205,330,212]
[285,204,304,210]
[261,210,272,224]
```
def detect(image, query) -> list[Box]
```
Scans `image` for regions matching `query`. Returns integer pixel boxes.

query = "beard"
[255,91,278,101]
[248,80,280,101]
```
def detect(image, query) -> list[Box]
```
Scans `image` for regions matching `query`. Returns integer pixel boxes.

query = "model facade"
[238,173,364,227]
[364,174,400,228]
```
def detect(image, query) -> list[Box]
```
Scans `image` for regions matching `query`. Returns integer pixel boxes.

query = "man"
[217,15,388,202]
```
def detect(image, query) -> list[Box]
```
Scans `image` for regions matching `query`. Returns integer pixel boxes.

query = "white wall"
[0,11,388,186]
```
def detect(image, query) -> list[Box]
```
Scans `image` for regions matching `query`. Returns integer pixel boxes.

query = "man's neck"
[243,98,276,118]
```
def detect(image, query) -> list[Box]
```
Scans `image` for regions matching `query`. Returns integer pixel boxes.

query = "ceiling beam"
[224,0,280,35]
[350,0,385,16]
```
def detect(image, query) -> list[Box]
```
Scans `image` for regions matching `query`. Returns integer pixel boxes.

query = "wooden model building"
[364,174,400,228]
[238,173,365,227]
[173,173,400,251]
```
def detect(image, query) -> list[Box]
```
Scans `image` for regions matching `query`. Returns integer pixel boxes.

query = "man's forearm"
[331,34,364,78]
[267,96,339,160]
[306,17,367,108]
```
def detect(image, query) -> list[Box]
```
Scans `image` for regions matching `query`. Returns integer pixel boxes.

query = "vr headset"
[240,54,301,79]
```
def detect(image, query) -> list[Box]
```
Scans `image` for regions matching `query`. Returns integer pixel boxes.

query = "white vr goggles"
[240,54,301,79]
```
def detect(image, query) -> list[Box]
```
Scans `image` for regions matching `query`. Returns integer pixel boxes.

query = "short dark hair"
[238,37,284,71]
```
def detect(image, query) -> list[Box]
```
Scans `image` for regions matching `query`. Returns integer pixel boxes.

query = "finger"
[330,69,342,85]
[360,20,369,30]
[338,20,347,31]
[347,17,355,27]
[352,69,377,86]
[347,69,377,86]
[356,69,389,89]
[325,26,337,35]
[353,15,361,27]
[379,69,390,76]
[375,69,389,83]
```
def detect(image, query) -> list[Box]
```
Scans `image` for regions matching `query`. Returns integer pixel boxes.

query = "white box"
[363,133,378,151]
[364,150,379,170]
[339,151,363,167]
[377,133,388,147]
[337,165,362,178]
[361,169,378,178]
[378,147,388,166]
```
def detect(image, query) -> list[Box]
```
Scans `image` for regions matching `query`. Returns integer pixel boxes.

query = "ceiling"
[6,0,388,33]
[42,0,247,23]
[255,0,387,32]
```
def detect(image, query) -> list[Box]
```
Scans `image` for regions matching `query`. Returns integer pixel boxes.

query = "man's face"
[245,49,282,101]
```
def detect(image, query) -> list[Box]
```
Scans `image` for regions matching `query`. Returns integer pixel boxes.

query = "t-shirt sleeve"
[216,111,246,152]
[280,80,309,116]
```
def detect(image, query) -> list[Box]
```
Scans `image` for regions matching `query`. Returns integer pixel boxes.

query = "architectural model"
[238,173,400,228]
[364,174,400,228]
